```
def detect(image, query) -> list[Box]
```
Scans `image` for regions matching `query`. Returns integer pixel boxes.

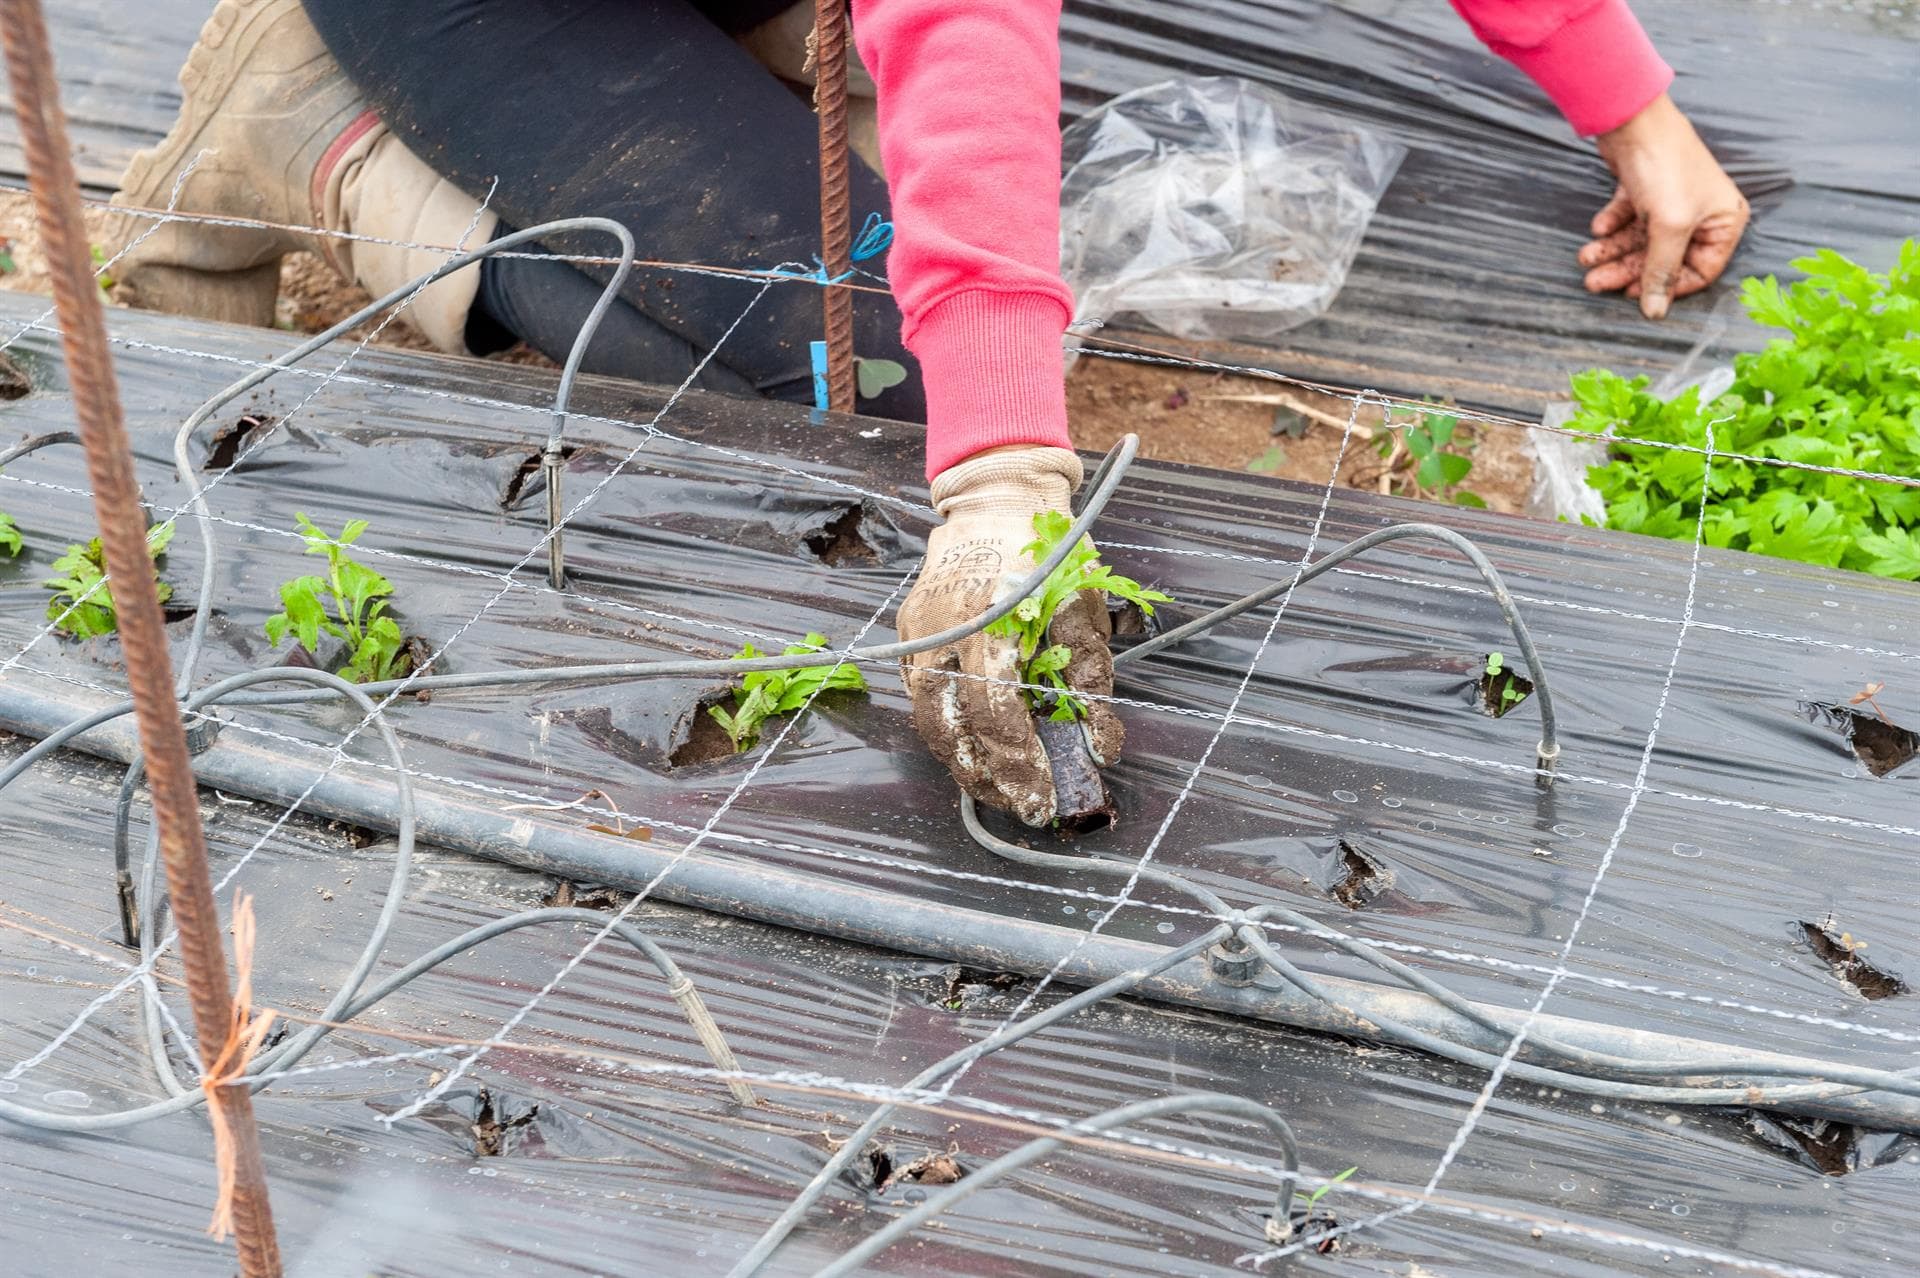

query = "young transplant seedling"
[264,513,409,684]
[985,511,1170,721]
[0,510,21,558]
[43,521,174,638]
[709,632,867,752]
[1483,651,1529,712]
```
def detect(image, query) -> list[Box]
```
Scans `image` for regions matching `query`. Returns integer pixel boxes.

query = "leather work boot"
[104,0,496,352]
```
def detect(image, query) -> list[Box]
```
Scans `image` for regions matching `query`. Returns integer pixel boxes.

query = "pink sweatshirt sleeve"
[851,0,1075,481]
[1450,0,1673,136]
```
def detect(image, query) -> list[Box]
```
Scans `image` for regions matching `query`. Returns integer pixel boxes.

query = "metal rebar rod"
[813,0,855,412]
[0,4,282,1273]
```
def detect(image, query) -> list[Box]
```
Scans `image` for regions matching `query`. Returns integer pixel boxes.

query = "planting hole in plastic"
[803,503,878,566]
[1330,837,1389,909]
[1798,700,1919,778]
[203,411,276,470]
[500,445,579,510]
[1480,654,1533,718]
[670,691,742,768]
[0,350,31,400]
[1799,920,1908,1000]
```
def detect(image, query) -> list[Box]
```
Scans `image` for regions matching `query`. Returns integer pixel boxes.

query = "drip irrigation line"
[1115,520,1560,769]
[0,664,751,1131]
[727,925,1235,1277]
[958,794,1920,1104]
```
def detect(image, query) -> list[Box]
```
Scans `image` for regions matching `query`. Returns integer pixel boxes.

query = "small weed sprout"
[1299,1165,1358,1210]
[43,522,174,638]
[985,511,1170,722]
[264,513,409,684]
[709,632,867,752]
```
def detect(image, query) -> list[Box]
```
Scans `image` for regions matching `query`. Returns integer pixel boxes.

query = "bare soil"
[0,188,1534,505]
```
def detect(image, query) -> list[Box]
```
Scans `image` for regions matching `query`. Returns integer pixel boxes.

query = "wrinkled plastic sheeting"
[2,747,1914,1278]
[0,0,203,192]
[1057,0,1920,413]
[1,292,1918,1071]
[1062,77,1403,342]
[1,298,1920,1274]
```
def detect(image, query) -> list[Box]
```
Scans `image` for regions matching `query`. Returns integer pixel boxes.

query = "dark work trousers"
[300,0,922,420]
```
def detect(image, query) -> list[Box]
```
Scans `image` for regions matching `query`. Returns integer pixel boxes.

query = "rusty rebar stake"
[814,0,856,412]
[0,4,284,1274]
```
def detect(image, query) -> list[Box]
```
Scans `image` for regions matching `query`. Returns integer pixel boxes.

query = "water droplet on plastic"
[1551,824,1585,838]
[1155,921,1174,934]
[1672,842,1703,858]
[43,1089,90,1109]
[1559,1180,1577,1192]
[1456,807,1479,819]
[1671,1204,1691,1217]
[1381,797,1403,809]
[1332,789,1358,804]
[0,1081,17,1094]
[1416,820,1437,832]
[468,1166,483,1176]
[1245,774,1271,789]
[903,1188,927,1205]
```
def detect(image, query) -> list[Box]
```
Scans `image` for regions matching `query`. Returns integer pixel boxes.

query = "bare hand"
[1578,93,1750,320]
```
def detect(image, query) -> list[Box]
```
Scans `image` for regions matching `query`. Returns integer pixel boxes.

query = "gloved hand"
[897,445,1123,826]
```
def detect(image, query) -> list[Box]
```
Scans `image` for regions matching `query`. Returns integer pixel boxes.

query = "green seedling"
[1484,651,1526,710]
[264,513,410,684]
[89,243,114,295]
[709,632,867,752]
[0,510,21,558]
[984,511,1171,722]
[1298,1166,1357,1210]
[43,521,175,638]
[0,237,16,276]
[1566,239,1920,578]
[1377,409,1484,507]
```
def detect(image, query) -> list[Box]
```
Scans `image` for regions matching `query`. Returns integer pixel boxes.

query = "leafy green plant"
[709,632,867,751]
[1299,1166,1357,1210]
[263,513,410,684]
[0,236,16,276]
[1376,410,1484,507]
[43,522,174,638]
[1565,240,1920,577]
[0,511,21,558]
[984,512,1171,722]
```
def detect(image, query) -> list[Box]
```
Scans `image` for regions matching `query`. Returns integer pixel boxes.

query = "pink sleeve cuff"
[1479,0,1673,136]
[915,289,1073,480]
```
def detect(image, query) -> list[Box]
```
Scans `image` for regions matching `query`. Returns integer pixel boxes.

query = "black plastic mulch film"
[0,3,1917,1277]
[1,286,1918,1276]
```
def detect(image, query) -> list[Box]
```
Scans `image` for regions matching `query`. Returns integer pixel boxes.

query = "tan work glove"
[896,445,1123,826]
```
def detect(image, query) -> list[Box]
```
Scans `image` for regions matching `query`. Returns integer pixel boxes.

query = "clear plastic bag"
[1060,76,1405,342]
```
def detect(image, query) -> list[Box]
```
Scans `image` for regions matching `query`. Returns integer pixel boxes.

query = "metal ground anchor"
[542,441,567,589]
